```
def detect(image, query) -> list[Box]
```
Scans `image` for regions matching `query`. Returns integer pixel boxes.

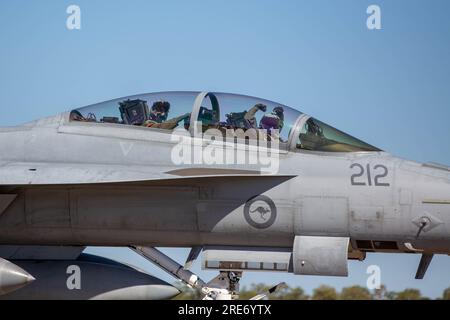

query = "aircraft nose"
[90,282,181,300]
[151,284,181,300]
[0,258,35,295]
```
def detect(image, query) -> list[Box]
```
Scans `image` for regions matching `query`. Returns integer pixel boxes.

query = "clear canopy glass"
[70,91,380,152]
[194,92,301,143]
[70,91,199,130]
[295,117,380,152]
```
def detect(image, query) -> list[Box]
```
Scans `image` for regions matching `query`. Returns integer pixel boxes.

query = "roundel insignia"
[244,195,277,229]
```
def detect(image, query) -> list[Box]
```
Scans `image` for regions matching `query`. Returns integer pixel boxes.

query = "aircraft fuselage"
[0,120,449,255]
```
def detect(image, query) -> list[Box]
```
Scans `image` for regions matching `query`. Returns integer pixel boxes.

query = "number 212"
[350,163,390,187]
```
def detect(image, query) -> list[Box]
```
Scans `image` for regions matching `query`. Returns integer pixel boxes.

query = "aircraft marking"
[244,195,277,229]
[350,163,390,187]
[250,206,271,221]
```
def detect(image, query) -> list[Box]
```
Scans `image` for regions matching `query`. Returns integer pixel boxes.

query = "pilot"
[144,101,170,128]
[244,103,267,129]
[144,101,190,130]
[272,106,285,131]
[150,101,170,122]
[259,106,285,141]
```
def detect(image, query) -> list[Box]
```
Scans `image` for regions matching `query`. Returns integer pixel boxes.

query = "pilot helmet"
[150,101,170,122]
[273,106,284,118]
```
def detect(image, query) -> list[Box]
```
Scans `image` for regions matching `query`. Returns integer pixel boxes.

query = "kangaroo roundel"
[244,195,277,229]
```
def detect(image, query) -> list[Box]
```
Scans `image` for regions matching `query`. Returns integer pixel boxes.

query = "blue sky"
[1,0,450,298]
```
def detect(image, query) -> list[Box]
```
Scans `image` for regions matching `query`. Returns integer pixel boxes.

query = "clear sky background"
[1,0,450,298]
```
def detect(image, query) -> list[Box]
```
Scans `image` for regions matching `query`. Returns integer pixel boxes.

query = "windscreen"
[296,117,381,152]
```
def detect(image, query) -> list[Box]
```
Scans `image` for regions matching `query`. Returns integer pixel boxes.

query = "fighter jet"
[0,91,449,300]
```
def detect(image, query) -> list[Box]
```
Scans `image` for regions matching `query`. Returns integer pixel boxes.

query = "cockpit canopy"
[70,91,380,153]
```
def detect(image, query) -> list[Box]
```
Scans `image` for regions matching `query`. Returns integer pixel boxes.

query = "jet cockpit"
[70,91,380,153]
